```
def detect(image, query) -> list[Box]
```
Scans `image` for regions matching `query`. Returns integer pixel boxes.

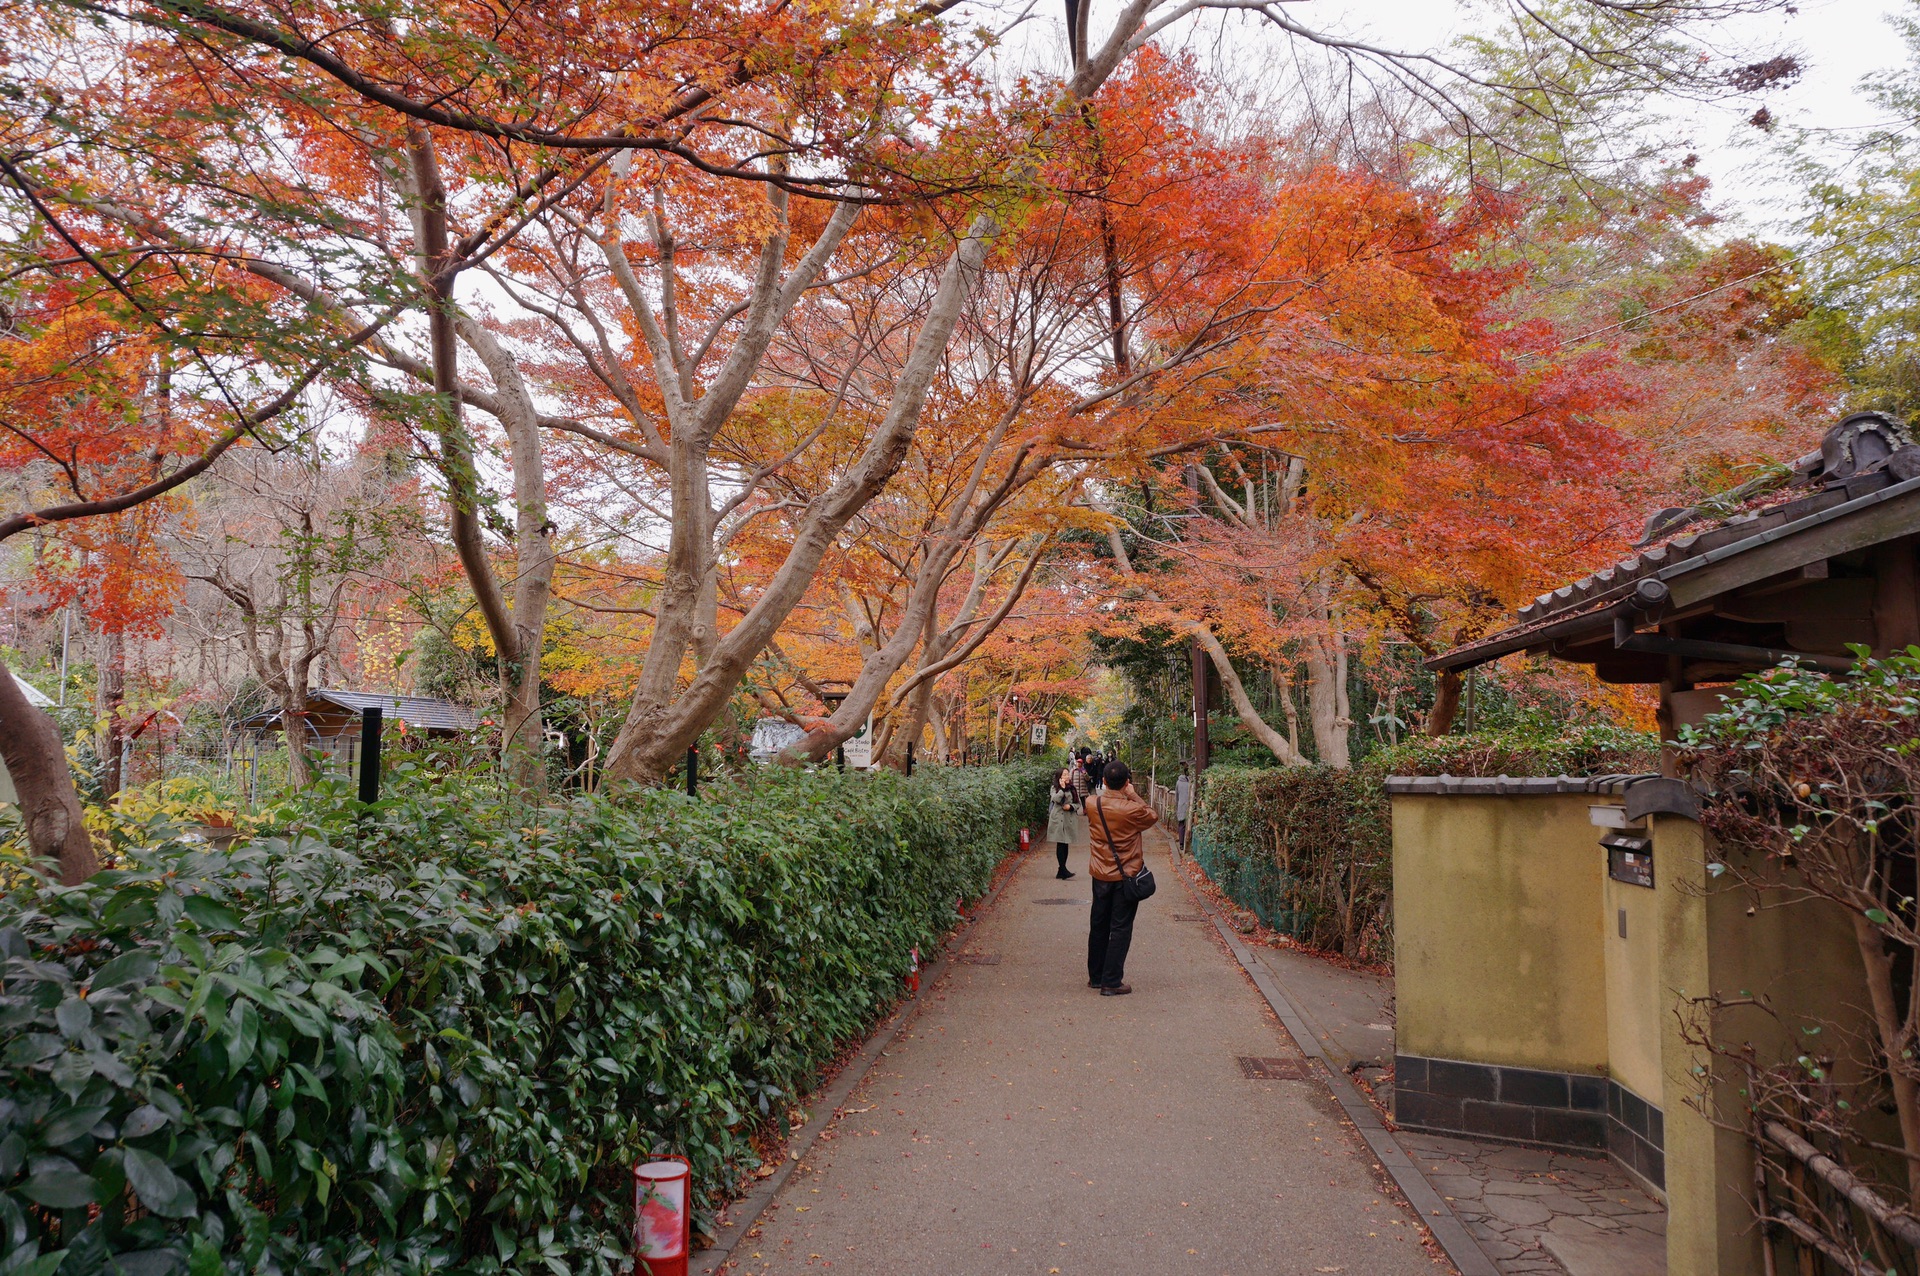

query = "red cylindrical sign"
[1019,827,1031,851]
[634,1157,691,1276]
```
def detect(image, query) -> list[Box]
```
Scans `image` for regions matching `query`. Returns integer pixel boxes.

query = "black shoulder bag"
[1093,796,1157,902]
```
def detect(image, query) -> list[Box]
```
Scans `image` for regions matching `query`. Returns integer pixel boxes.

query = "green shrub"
[1190,726,1657,966]
[1369,723,1659,778]
[1191,766,1391,963]
[0,761,1048,1274]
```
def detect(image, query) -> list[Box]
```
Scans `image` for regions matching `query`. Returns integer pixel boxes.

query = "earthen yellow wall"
[1392,793,1608,1074]
[1602,866,1662,1106]
[1655,816,1872,1276]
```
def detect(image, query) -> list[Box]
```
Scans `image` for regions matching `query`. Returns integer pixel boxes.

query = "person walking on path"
[1085,759,1156,996]
[1044,768,1081,880]
[1069,749,1092,805]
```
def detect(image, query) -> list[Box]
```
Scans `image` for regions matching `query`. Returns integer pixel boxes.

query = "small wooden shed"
[235,688,479,770]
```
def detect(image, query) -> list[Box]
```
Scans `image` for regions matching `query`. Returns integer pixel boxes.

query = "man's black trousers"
[1087,878,1139,989]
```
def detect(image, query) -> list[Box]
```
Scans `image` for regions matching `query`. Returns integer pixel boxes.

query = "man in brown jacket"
[1084,759,1157,996]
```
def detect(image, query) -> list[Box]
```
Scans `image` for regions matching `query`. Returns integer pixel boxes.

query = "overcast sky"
[1035,0,1916,235]
[1314,0,1912,230]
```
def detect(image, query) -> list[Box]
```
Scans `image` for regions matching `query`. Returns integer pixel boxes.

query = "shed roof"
[10,672,53,708]
[309,689,480,733]
[235,689,480,735]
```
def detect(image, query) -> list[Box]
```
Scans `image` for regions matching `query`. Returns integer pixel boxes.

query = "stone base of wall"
[1394,1055,1665,1192]
[1606,1079,1665,1196]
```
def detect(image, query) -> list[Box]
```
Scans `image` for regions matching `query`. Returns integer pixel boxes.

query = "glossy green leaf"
[19,1169,97,1209]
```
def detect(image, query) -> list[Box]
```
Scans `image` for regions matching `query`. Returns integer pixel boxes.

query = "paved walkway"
[1191,879,1668,1276]
[727,828,1445,1275]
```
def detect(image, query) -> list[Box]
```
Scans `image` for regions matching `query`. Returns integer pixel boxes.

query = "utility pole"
[1191,638,1210,776]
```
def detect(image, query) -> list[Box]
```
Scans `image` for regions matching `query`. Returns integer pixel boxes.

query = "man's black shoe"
[1100,983,1133,996]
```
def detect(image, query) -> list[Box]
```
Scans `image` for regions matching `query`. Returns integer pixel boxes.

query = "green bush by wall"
[0,761,1049,1274]
[1190,726,1658,966]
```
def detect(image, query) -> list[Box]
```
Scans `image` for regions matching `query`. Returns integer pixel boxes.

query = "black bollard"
[358,707,383,804]
[686,745,698,797]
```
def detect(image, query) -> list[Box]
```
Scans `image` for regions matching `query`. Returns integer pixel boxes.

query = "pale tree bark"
[1105,526,1309,767]
[95,627,124,798]
[782,436,1058,766]
[454,316,556,790]
[1274,660,1302,758]
[596,199,994,784]
[399,133,556,791]
[880,606,944,768]
[1305,574,1352,769]
[66,175,562,794]
[195,493,350,790]
[0,656,98,885]
[874,537,1040,770]
[582,3,1167,785]
[203,568,338,790]
[929,699,951,761]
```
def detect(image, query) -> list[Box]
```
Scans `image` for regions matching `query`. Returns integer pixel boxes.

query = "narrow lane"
[728,828,1448,1275]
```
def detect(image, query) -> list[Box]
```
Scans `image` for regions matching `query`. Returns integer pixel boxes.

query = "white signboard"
[748,718,807,764]
[843,717,875,769]
[1030,724,1048,746]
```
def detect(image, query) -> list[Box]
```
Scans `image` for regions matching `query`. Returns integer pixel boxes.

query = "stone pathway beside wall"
[1199,883,1670,1276]
[1397,1133,1666,1276]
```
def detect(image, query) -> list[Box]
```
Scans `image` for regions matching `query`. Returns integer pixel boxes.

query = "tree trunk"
[456,316,554,793]
[1851,908,1920,1205]
[882,610,946,770]
[1275,660,1301,757]
[1305,578,1351,768]
[0,656,98,884]
[281,681,313,789]
[602,213,999,785]
[1427,670,1463,736]
[929,700,950,762]
[97,627,124,798]
[1106,526,1306,767]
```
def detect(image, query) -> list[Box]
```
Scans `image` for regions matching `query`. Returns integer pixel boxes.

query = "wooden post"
[685,745,698,797]
[357,707,382,805]
[1872,537,1920,653]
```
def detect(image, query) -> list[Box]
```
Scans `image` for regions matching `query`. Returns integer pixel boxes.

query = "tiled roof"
[1384,774,1647,796]
[1432,411,1920,671]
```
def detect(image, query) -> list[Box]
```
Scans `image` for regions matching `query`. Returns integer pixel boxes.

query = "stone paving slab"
[727,834,1448,1275]
[1398,1133,1666,1276]
[1214,889,1670,1276]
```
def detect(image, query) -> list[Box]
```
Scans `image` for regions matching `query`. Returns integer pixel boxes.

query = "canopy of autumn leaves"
[0,0,1838,784]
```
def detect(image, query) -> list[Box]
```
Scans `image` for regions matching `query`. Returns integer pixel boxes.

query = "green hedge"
[1369,723,1658,778]
[1191,765,1392,963]
[1191,726,1657,965]
[0,760,1049,1275]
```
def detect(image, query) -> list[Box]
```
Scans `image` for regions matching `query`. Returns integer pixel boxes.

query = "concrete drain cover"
[1032,898,1087,905]
[955,953,1001,965]
[1238,1056,1310,1081]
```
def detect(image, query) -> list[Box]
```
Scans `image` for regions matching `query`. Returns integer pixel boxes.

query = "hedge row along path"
[713,827,1448,1275]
